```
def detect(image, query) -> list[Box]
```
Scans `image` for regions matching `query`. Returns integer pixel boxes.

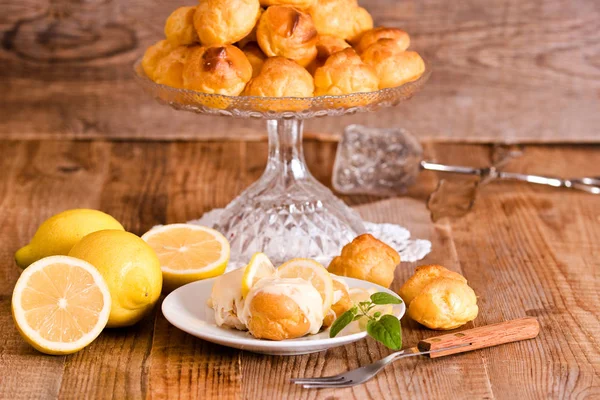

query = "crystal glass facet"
[215,119,365,266]
[133,59,430,266]
[332,125,424,196]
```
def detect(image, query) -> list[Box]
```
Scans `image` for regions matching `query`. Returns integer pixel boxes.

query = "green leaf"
[373,311,381,318]
[329,307,357,338]
[366,315,402,350]
[370,292,402,305]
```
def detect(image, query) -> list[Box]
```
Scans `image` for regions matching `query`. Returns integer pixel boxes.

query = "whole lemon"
[69,230,163,327]
[15,209,124,269]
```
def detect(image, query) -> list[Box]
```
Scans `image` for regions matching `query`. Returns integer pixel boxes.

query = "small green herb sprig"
[329,292,403,350]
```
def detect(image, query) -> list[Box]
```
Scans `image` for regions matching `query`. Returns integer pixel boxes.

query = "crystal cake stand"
[134,59,430,266]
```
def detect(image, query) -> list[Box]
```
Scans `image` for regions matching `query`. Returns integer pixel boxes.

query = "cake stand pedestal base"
[213,119,365,267]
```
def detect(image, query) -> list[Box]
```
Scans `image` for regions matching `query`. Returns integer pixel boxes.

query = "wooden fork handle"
[417,317,540,358]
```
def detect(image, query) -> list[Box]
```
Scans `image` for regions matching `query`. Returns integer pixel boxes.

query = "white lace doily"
[190,208,431,266]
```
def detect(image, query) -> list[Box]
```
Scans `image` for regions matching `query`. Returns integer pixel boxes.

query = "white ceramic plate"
[162,277,405,355]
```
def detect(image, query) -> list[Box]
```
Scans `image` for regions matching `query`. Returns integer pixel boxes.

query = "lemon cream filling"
[209,268,247,330]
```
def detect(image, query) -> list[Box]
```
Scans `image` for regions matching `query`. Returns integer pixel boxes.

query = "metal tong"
[420,161,600,195]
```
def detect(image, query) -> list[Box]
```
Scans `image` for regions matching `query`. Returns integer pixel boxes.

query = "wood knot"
[57,165,81,174]
[2,14,136,63]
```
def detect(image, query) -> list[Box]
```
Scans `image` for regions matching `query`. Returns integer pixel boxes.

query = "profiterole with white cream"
[209,254,353,340]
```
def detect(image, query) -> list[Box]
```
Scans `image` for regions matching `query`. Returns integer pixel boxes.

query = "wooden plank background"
[0,140,598,399]
[1,0,599,142]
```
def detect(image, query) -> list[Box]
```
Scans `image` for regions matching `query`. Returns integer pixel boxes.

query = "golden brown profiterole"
[348,5,373,43]
[398,265,467,306]
[306,34,350,74]
[328,233,400,288]
[313,48,379,97]
[399,265,478,330]
[354,27,410,54]
[407,277,479,330]
[194,0,261,46]
[256,5,318,68]
[308,0,372,42]
[243,56,314,111]
[361,40,425,89]
[245,292,312,340]
[142,40,177,80]
[237,8,264,48]
[244,56,314,97]
[242,42,267,78]
[243,276,325,340]
[182,44,253,95]
[164,6,199,46]
[259,0,316,9]
[153,46,193,88]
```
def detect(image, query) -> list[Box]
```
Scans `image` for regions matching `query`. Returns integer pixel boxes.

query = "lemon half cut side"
[11,255,111,355]
[142,224,230,292]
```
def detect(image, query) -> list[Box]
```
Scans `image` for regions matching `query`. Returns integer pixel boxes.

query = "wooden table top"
[1,0,599,143]
[0,139,598,399]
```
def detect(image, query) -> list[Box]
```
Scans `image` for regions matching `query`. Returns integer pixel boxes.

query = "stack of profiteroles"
[142,0,425,103]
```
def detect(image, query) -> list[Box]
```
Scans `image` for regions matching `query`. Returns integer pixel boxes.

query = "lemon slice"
[11,255,111,355]
[241,253,275,297]
[277,258,334,313]
[348,287,371,303]
[142,224,230,292]
[349,287,393,329]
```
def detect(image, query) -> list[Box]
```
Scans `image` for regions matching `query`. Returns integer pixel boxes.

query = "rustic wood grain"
[1,0,599,142]
[437,144,600,399]
[0,140,111,399]
[58,142,169,399]
[148,315,243,399]
[0,140,598,399]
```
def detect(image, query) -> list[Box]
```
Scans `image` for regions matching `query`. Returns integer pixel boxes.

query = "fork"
[291,317,540,389]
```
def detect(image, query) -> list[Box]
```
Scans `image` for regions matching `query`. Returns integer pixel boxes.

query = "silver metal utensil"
[332,125,599,196]
[292,317,540,389]
[420,161,600,195]
[291,344,469,389]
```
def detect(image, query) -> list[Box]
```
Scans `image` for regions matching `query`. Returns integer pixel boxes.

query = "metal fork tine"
[290,376,346,384]
[301,380,353,389]
[293,344,474,389]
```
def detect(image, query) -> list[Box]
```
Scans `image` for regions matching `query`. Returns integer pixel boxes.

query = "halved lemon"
[277,258,334,313]
[142,224,230,292]
[241,253,275,297]
[12,255,111,355]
